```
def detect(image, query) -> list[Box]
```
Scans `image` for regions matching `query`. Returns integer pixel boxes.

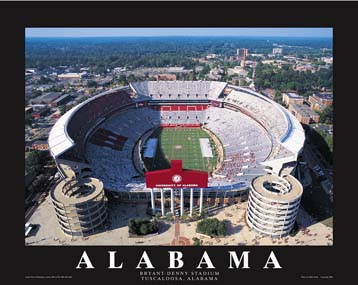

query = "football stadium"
[48,81,305,238]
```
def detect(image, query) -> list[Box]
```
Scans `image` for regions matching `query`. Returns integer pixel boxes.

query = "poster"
[9,1,351,283]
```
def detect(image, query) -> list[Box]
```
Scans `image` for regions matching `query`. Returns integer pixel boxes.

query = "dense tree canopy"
[254,62,332,95]
[128,218,158,236]
[319,105,333,124]
[196,218,226,237]
[25,150,48,176]
[25,37,332,71]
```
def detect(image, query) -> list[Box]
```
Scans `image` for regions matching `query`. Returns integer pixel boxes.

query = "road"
[303,143,332,184]
[25,192,47,223]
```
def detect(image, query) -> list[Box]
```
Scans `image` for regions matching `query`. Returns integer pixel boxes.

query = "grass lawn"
[143,127,218,172]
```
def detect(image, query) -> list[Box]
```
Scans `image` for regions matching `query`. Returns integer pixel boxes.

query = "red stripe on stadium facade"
[145,160,208,188]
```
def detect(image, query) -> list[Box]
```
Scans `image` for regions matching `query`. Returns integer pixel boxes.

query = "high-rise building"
[237,48,248,68]
[272,48,283,55]
[237,48,248,60]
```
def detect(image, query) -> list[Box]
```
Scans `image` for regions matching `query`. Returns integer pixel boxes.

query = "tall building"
[273,48,283,55]
[237,48,248,68]
[237,48,248,60]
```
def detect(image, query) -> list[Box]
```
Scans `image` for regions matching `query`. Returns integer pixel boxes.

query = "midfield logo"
[172,174,182,183]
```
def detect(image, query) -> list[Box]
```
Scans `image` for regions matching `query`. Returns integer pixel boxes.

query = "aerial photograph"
[24,28,333,246]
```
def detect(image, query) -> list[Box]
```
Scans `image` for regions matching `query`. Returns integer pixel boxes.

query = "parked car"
[313,165,321,171]
[25,223,33,237]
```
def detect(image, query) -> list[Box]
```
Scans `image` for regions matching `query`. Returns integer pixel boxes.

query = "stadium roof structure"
[48,106,75,158]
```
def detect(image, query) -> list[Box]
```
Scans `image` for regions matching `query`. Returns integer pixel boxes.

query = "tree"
[263,79,271,88]
[192,237,202,246]
[87,80,98,88]
[36,76,54,85]
[196,218,226,237]
[319,105,333,124]
[32,89,42,98]
[25,113,33,126]
[25,150,47,176]
[59,105,67,115]
[128,218,158,236]
[254,78,264,87]
[139,223,149,235]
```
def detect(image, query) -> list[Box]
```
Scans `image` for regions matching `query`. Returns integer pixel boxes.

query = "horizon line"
[26,35,333,39]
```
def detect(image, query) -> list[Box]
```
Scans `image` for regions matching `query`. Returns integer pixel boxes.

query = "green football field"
[143,127,218,172]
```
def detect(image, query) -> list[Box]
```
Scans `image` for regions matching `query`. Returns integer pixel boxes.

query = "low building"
[25,68,37,74]
[166,67,189,73]
[293,63,316,73]
[288,104,320,124]
[113,67,126,74]
[58,72,87,80]
[227,66,248,77]
[50,93,73,107]
[35,84,53,92]
[30,104,50,119]
[207,69,222,80]
[321,57,333,64]
[206,54,217,60]
[308,92,333,111]
[154,74,177,81]
[96,78,113,87]
[282,92,304,106]
[195,66,204,73]
[261,88,276,100]
[29,92,63,105]
[31,140,49,151]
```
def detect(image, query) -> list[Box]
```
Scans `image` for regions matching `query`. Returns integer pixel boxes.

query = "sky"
[25,28,332,38]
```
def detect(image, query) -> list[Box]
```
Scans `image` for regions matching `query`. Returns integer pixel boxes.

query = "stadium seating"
[130,81,227,100]
[65,89,134,160]
[85,104,273,190]
[55,82,298,193]
[224,90,288,141]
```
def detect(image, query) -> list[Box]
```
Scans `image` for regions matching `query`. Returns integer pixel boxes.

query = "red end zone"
[145,160,208,188]
[160,124,201,128]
